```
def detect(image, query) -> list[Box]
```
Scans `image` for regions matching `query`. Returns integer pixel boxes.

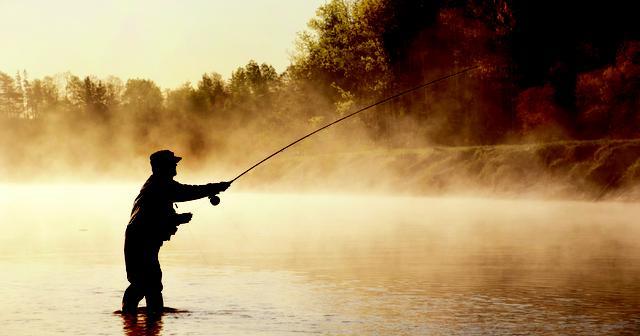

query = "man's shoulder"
[144,175,178,187]
[137,176,173,197]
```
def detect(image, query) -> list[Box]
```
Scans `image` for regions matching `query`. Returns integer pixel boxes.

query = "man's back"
[128,175,176,243]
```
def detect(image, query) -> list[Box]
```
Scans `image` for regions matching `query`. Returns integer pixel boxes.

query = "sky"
[0,0,326,89]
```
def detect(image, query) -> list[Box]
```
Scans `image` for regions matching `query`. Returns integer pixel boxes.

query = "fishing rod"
[209,65,479,206]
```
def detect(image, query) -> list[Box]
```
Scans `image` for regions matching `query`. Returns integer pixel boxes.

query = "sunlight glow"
[0,0,326,88]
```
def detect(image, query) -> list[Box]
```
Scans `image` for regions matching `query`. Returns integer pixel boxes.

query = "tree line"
[1,0,639,177]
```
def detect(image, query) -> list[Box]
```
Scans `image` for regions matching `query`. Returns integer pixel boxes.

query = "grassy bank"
[240,139,640,200]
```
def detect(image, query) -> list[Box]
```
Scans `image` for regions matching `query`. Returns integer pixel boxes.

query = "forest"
[1,0,639,182]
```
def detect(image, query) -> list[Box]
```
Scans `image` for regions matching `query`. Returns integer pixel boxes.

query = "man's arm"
[169,180,231,202]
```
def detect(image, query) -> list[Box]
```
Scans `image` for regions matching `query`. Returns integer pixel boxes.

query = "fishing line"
[185,223,210,266]
[175,203,210,266]
[229,65,479,184]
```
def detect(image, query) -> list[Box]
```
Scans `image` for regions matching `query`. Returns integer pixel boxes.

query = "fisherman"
[122,149,230,314]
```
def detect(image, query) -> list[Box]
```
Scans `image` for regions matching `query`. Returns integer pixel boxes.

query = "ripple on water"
[1,190,640,334]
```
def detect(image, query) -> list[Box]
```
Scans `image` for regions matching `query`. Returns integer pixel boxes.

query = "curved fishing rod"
[228,65,479,184]
[209,66,478,205]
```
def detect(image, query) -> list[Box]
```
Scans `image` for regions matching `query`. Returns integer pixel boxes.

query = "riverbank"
[240,139,640,200]
[3,139,639,201]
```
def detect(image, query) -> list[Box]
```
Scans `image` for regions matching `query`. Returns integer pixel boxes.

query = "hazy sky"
[1,0,326,89]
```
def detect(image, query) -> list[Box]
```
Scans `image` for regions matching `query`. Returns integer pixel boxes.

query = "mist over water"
[1,1,639,334]
[1,184,639,335]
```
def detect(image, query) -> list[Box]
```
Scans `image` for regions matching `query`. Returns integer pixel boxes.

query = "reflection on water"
[118,307,191,335]
[121,312,162,336]
[1,185,639,335]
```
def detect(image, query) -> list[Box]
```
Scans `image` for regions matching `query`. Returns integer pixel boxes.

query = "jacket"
[127,175,217,244]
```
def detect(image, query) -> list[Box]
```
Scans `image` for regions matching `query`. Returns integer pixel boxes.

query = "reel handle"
[209,195,221,206]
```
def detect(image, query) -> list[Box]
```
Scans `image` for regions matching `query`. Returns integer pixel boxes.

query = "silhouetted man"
[122,150,230,314]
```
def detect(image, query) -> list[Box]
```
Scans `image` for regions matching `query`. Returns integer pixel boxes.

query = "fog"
[3,183,639,280]
[1,1,639,201]
[1,1,639,334]
[2,184,639,334]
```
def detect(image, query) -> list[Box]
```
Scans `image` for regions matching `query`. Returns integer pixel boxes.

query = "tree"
[15,71,27,117]
[27,76,60,119]
[165,83,194,118]
[122,78,164,121]
[192,72,228,117]
[291,0,390,107]
[0,71,23,118]
[229,61,278,98]
[228,60,281,118]
[66,76,118,121]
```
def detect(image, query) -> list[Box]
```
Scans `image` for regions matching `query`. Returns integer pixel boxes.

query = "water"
[1,184,639,335]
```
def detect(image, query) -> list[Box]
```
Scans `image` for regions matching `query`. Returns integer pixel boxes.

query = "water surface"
[1,185,639,335]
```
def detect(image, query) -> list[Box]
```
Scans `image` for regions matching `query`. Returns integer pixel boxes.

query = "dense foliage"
[1,0,639,178]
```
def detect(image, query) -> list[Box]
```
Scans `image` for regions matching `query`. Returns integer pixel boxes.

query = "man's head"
[150,150,181,177]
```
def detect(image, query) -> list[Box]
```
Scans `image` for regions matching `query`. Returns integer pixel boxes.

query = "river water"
[0,184,639,335]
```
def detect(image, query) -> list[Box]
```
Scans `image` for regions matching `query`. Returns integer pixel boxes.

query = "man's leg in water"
[122,284,144,313]
[123,234,163,313]
[123,227,146,314]
[145,290,164,313]
[145,246,164,313]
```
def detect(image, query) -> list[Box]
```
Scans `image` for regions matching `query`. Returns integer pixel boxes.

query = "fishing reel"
[209,195,220,206]
[208,181,231,207]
